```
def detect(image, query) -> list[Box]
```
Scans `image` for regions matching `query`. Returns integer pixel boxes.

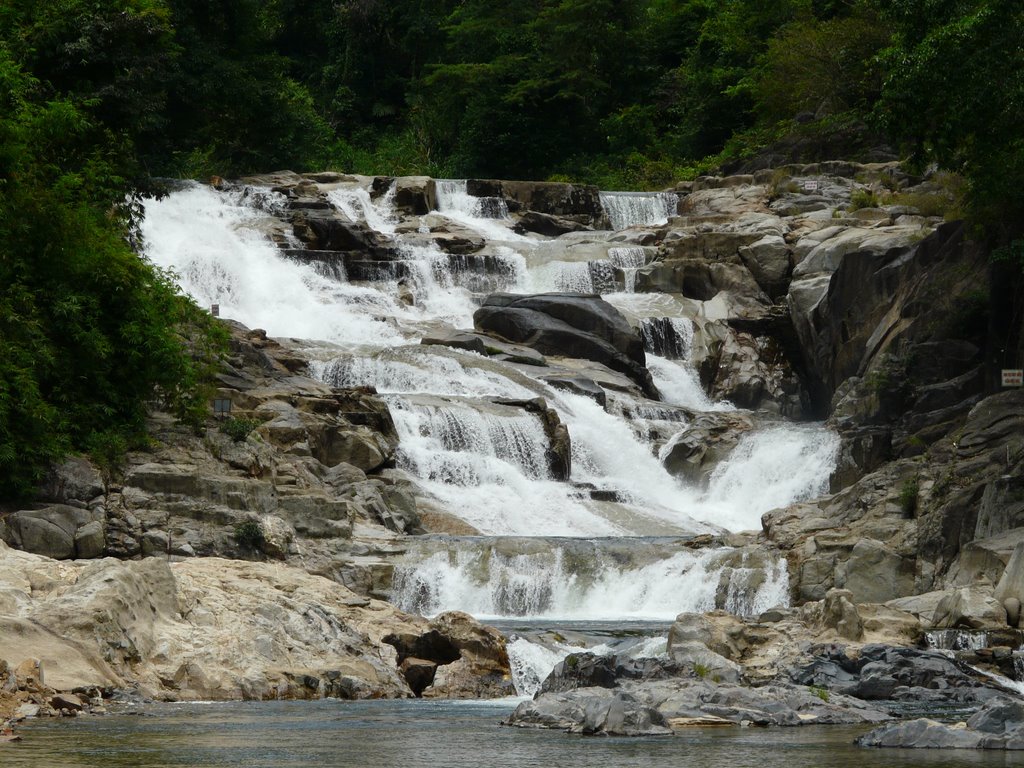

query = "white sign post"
[802,180,819,193]
[1002,369,1023,387]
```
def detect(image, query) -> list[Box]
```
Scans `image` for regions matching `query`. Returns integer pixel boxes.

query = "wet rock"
[474,293,657,398]
[494,397,572,481]
[49,692,84,712]
[540,375,607,406]
[393,176,437,215]
[420,330,488,355]
[857,717,987,749]
[466,179,606,226]
[515,210,590,236]
[858,696,1024,749]
[291,208,383,252]
[506,689,672,736]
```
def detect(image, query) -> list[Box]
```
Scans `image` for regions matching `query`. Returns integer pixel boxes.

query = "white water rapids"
[140,177,839,694]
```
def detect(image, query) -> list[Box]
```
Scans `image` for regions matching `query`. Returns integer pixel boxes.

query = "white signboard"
[802,180,819,192]
[1002,369,1023,387]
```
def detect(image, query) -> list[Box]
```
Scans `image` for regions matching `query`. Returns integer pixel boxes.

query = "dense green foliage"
[1,0,1021,496]
[0,35,225,498]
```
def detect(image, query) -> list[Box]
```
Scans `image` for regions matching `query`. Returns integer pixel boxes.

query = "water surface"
[7,699,1024,768]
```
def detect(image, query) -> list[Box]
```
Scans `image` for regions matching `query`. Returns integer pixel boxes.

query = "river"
[8,699,1021,768]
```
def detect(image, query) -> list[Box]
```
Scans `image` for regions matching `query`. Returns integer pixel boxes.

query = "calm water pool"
[6,698,1024,768]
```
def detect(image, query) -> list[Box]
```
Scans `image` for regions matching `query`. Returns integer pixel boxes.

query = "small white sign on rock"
[1002,369,1023,387]
[802,180,819,192]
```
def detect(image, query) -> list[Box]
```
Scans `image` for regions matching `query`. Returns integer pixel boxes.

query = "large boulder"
[38,457,104,504]
[0,505,105,560]
[506,688,672,736]
[384,611,513,699]
[514,211,591,237]
[473,293,658,397]
[857,697,1024,750]
[466,179,606,226]
[933,586,1007,630]
[393,176,437,215]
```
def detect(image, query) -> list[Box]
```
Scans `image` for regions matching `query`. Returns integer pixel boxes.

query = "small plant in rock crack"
[234,519,264,548]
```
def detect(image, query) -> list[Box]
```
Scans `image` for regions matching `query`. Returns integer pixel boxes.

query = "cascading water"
[435,179,530,243]
[327,183,398,236]
[140,183,406,347]
[390,539,789,622]
[142,176,842,696]
[608,246,648,292]
[599,191,678,231]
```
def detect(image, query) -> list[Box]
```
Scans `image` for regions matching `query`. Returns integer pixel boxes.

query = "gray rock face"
[474,293,658,397]
[515,211,591,236]
[857,696,1024,750]
[507,688,672,736]
[934,586,1007,630]
[0,505,105,560]
[38,457,104,504]
[792,643,995,705]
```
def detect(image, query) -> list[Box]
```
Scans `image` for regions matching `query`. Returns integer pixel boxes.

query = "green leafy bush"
[848,188,880,211]
[220,417,261,443]
[234,519,264,548]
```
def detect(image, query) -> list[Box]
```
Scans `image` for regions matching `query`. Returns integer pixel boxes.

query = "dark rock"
[541,375,607,406]
[474,293,658,398]
[494,397,571,481]
[291,209,382,252]
[421,331,488,356]
[506,689,672,736]
[393,176,437,215]
[466,179,607,227]
[38,457,105,504]
[515,211,591,237]
[540,653,684,694]
[857,696,1024,749]
[399,657,438,696]
[49,693,85,712]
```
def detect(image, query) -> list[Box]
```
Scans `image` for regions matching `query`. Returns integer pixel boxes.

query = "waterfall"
[391,400,552,484]
[390,539,790,621]
[924,629,993,652]
[640,317,692,359]
[529,261,594,293]
[142,179,845,674]
[327,183,398,235]
[639,317,724,411]
[599,191,678,231]
[705,426,840,531]
[609,246,648,292]
[434,179,530,243]
[507,637,569,697]
[139,183,405,347]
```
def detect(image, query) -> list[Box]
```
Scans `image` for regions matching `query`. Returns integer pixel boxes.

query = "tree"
[0,46,223,498]
[875,0,1024,235]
